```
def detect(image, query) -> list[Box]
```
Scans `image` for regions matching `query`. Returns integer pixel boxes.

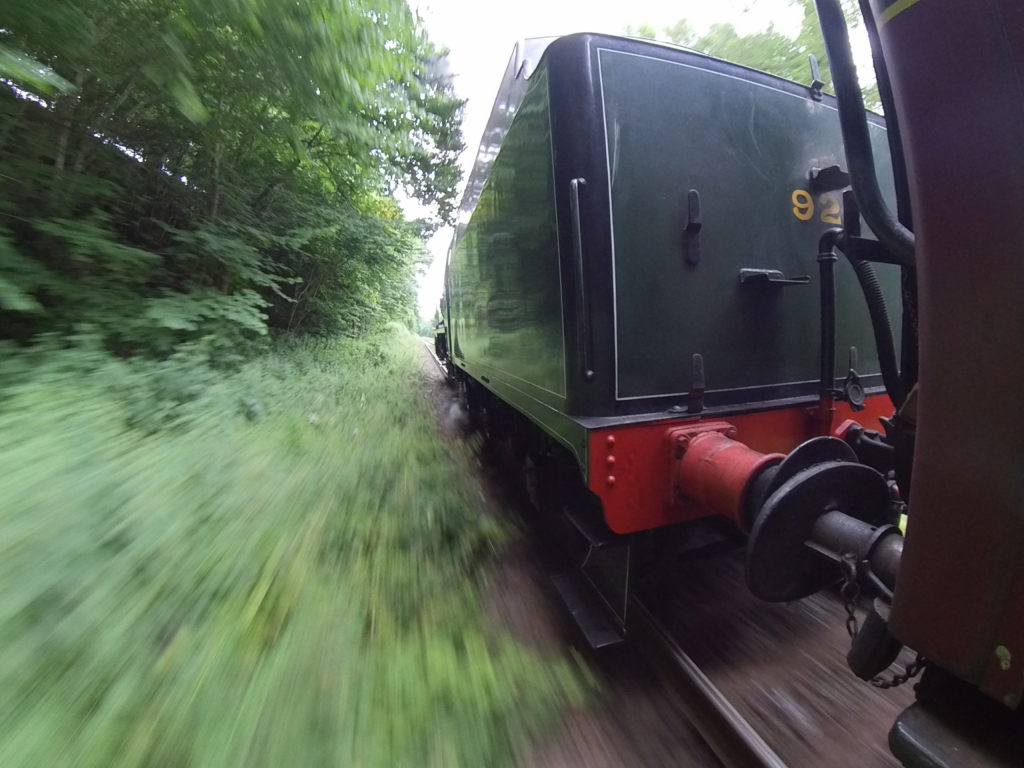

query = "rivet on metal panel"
[606,455,616,467]
[605,435,616,448]
[606,475,616,486]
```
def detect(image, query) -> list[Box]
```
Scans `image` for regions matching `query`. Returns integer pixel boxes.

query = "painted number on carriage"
[791,190,843,225]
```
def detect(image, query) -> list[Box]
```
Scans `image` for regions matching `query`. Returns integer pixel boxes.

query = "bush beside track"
[0,327,589,767]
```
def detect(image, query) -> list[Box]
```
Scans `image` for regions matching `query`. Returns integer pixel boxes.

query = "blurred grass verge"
[0,326,589,767]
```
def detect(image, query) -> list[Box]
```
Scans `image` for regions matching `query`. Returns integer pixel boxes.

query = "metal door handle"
[738,268,811,286]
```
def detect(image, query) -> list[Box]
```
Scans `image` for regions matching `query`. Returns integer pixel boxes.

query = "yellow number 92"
[791,189,844,225]
[791,189,814,221]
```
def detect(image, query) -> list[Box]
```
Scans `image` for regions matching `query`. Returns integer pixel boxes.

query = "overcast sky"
[408,0,835,317]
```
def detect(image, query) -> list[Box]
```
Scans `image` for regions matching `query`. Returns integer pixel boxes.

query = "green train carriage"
[441,32,901,641]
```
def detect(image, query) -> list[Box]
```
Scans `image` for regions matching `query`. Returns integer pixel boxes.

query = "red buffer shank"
[668,422,784,530]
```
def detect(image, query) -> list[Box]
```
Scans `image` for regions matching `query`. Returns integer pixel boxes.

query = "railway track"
[420,344,900,767]
[422,339,447,373]
[628,597,787,768]
[423,343,787,766]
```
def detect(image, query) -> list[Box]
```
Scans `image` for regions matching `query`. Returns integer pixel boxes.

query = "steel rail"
[422,339,447,374]
[628,597,789,768]
[428,364,786,767]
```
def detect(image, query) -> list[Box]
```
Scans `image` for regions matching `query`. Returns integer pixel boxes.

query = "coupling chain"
[839,552,927,690]
[871,654,927,689]
[840,552,862,638]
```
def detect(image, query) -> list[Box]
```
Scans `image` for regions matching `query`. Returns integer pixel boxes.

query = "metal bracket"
[687,353,705,414]
[810,164,851,191]
[666,421,737,459]
[809,54,825,101]
[844,236,904,265]
[840,346,866,411]
[684,188,702,265]
[841,190,905,264]
[738,268,810,286]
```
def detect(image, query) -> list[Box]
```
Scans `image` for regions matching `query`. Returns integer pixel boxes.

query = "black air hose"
[844,254,905,408]
[815,0,915,267]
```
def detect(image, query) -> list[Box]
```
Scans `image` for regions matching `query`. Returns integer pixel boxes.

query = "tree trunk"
[54,71,86,171]
[287,280,318,332]
[209,144,222,221]
[208,95,224,221]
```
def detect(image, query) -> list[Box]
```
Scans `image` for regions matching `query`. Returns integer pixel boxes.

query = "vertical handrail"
[570,177,594,381]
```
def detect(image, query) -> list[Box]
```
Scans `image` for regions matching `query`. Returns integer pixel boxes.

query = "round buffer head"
[746,460,889,602]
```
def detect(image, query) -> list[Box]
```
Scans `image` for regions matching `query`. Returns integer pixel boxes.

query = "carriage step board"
[563,505,622,549]
[889,682,1024,768]
[551,571,625,648]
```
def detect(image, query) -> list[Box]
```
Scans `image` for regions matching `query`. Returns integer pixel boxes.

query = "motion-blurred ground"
[0,329,587,767]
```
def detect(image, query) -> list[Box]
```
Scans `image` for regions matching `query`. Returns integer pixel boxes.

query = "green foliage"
[0,44,74,94]
[0,0,464,352]
[0,328,589,767]
[628,0,881,109]
[0,7,581,763]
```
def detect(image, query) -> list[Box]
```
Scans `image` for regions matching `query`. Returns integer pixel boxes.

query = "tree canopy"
[0,0,463,354]
[628,0,879,108]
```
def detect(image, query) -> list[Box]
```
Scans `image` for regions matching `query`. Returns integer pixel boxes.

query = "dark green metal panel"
[598,48,901,400]
[448,68,566,408]
[454,358,589,469]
